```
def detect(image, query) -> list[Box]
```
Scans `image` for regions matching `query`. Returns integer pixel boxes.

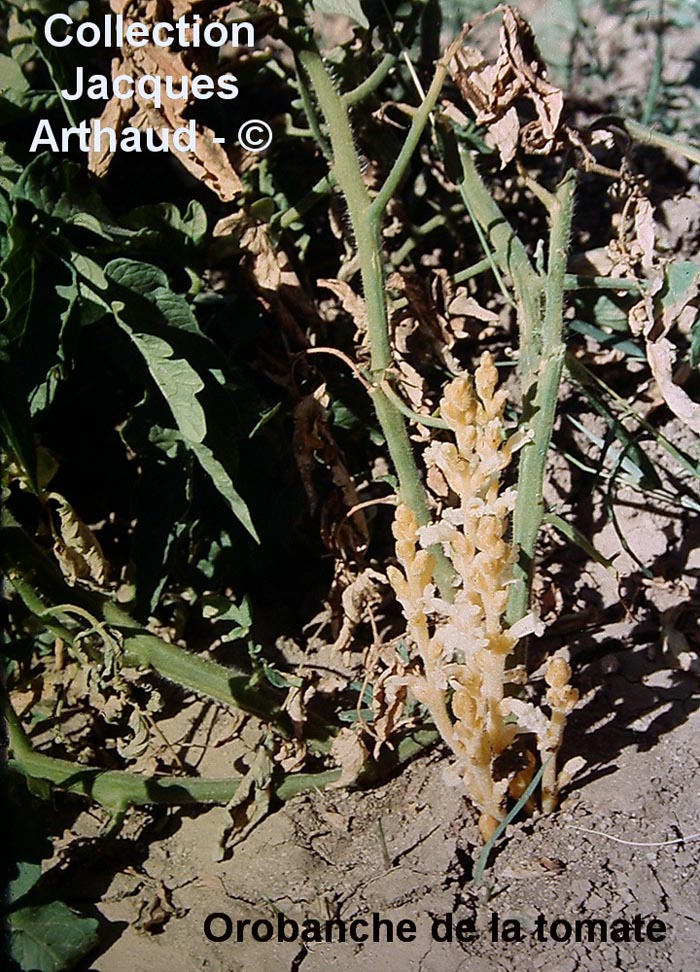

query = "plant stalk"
[507,171,577,630]
[456,145,541,385]
[295,37,456,597]
[3,693,439,813]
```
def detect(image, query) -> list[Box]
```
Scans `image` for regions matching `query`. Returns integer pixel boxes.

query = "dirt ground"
[73,660,700,972]
[50,411,698,972]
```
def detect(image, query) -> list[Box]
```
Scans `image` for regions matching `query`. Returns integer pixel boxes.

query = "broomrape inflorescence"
[387,352,580,840]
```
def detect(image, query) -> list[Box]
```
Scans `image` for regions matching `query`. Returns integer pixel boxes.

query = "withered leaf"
[293,392,369,558]
[215,213,319,346]
[329,727,369,788]
[371,665,408,758]
[646,337,700,434]
[88,0,242,201]
[318,278,368,336]
[218,746,273,857]
[50,493,108,587]
[449,6,563,167]
[332,567,385,652]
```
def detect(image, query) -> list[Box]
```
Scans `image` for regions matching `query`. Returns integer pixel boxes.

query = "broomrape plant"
[387,354,579,839]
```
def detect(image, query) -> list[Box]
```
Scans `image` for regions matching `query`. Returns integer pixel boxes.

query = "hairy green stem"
[563,273,642,293]
[342,53,397,106]
[642,0,665,126]
[278,173,333,229]
[456,145,541,385]
[4,693,439,813]
[453,142,577,631]
[370,53,453,218]
[380,379,450,430]
[507,172,577,630]
[622,117,700,166]
[453,256,493,284]
[295,36,456,597]
[0,525,331,746]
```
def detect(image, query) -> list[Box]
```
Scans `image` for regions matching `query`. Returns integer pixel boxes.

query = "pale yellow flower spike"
[388,353,579,840]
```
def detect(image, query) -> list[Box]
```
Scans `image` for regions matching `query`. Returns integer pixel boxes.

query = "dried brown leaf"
[449,6,563,166]
[634,196,656,274]
[218,746,273,857]
[329,727,369,788]
[292,394,369,558]
[332,567,385,652]
[88,0,242,200]
[370,668,408,757]
[318,278,368,336]
[50,493,108,587]
[646,337,700,433]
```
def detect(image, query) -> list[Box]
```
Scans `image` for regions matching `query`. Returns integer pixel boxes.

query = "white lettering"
[44,13,72,47]
[125,23,149,46]
[86,73,110,100]
[90,120,117,155]
[42,15,256,50]
[61,121,91,152]
[217,74,239,100]
[151,23,173,47]
[30,119,60,152]
[76,22,100,47]
[114,75,134,99]
[204,22,227,47]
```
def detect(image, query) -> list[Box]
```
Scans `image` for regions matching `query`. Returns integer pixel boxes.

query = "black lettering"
[396,919,417,942]
[610,918,632,943]
[372,913,395,942]
[252,919,273,942]
[324,919,347,942]
[550,919,572,943]
[456,918,476,943]
[433,913,453,942]
[301,918,323,943]
[349,918,368,943]
[502,918,524,942]
[204,913,232,942]
[277,913,299,942]
[647,918,667,942]
[575,918,608,942]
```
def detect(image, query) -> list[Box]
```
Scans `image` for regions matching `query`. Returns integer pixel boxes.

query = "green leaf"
[691,316,700,369]
[569,318,644,358]
[0,145,23,197]
[8,902,99,972]
[0,352,38,490]
[202,593,253,641]
[105,258,200,333]
[573,292,631,331]
[544,511,617,571]
[8,861,43,905]
[130,453,189,618]
[190,441,259,541]
[122,200,208,248]
[312,0,369,28]
[12,156,109,226]
[0,54,60,123]
[567,414,659,488]
[658,260,700,316]
[0,219,37,348]
[113,311,207,442]
[248,402,281,438]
